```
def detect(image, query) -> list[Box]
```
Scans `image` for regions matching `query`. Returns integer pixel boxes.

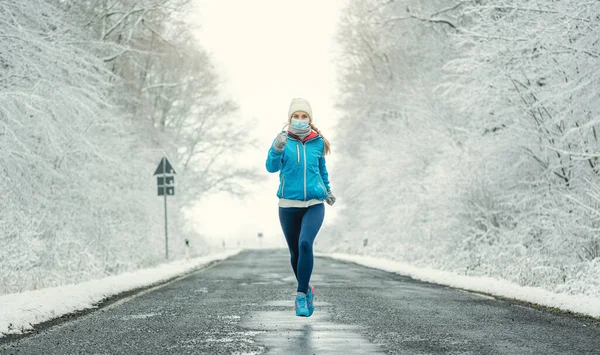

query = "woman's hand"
[273,132,288,152]
[326,190,336,206]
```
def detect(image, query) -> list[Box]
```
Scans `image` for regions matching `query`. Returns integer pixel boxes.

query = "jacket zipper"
[303,143,307,200]
[296,144,300,163]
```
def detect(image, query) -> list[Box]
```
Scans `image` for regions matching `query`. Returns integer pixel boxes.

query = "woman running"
[265,97,336,317]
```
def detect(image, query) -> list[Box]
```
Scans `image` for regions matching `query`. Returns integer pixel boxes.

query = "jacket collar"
[288,130,319,143]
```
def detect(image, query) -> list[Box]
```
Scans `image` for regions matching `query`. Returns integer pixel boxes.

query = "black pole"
[164,189,168,260]
[163,158,168,260]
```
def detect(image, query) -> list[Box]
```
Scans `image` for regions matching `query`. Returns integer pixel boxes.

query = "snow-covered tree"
[60,0,261,203]
[0,0,255,294]
[323,0,600,297]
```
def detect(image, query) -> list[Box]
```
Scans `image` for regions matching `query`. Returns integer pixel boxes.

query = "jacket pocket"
[318,180,327,198]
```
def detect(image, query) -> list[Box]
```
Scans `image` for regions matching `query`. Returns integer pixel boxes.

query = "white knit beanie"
[288,98,313,120]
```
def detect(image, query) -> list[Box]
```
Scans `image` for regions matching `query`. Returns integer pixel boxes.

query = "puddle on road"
[240,298,382,354]
[165,330,266,353]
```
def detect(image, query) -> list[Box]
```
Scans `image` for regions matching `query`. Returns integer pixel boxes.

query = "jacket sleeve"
[266,139,284,173]
[319,156,331,191]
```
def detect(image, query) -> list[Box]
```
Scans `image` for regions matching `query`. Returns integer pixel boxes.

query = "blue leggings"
[278,203,325,293]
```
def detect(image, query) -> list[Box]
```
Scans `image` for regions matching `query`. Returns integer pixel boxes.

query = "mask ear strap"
[281,124,289,132]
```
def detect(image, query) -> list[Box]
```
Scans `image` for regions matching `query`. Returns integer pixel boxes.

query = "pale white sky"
[187,0,346,248]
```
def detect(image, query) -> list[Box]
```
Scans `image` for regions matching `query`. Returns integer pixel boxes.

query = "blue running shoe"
[307,285,315,317]
[295,295,309,317]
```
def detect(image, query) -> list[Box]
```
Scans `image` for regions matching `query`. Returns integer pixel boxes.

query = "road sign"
[154,157,177,260]
[154,157,176,196]
[154,157,176,175]
[157,176,175,196]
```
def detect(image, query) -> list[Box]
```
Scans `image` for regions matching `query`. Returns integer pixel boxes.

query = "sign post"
[154,157,176,260]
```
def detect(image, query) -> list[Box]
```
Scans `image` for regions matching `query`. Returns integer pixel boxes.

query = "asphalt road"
[1,249,599,354]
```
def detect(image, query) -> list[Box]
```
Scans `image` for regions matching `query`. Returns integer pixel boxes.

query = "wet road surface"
[2,249,599,354]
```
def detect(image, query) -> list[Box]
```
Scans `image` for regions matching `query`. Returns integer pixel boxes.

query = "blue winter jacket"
[265,131,330,201]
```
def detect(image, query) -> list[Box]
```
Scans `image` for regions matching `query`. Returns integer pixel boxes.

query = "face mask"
[291,118,309,129]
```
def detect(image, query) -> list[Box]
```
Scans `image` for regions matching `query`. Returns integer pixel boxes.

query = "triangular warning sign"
[153,157,176,176]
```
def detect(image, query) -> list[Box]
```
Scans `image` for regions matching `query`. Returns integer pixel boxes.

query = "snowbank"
[0,250,240,337]
[319,252,600,319]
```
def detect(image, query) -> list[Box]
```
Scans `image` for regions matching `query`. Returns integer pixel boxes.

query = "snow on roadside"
[0,250,241,337]
[319,252,600,319]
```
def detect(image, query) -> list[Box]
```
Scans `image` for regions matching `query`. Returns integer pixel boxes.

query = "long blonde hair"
[309,122,331,156]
